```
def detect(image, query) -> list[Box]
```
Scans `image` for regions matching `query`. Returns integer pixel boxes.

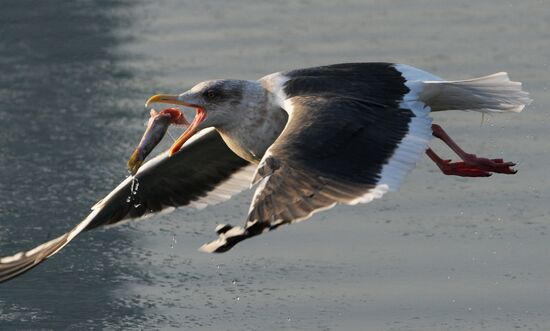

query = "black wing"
[201,63,434,252]
[0,129,253,282]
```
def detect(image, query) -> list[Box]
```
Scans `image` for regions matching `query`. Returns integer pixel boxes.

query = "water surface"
[1,0,549,330]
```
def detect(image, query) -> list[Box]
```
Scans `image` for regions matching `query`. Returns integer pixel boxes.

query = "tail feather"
[421,72,532,113]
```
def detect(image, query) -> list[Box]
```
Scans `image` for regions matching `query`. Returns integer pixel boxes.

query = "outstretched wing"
[0,128,253,282]
[201,63,433,252]
[87,128,255,229]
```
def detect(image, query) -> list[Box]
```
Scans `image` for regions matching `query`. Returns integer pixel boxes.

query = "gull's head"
[145,79,247,156]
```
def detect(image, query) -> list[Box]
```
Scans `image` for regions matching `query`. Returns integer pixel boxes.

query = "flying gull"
[0,63,531,282]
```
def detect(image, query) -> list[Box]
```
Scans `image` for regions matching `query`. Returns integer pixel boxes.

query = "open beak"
[145,94,207,156]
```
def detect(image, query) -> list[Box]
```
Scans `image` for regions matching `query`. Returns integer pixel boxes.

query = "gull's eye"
[206,90,216,99]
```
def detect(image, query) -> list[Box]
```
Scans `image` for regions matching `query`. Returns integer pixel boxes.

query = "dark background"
[0,0,549,330]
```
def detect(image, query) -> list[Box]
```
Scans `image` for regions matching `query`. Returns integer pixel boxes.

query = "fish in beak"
[127,108,188,175]
[145,94,206,157]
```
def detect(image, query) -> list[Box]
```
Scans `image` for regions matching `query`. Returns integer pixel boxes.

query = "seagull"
[0,63,530,282]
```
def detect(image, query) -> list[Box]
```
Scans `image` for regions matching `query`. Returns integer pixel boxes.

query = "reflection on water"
[1,0,550,330]
[0,0,150,329]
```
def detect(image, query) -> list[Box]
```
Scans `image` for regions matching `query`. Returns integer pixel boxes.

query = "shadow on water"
[0,0,151,328]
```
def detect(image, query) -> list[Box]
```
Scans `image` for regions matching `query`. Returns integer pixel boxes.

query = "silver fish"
[127,108,188,175]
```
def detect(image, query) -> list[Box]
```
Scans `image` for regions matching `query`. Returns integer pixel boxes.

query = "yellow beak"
[145,94,191,108]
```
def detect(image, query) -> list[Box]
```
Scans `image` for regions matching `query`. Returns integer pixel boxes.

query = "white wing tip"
[199,240,225,253]
[199,225,247,253]
[346,184,389,205]
[0,252,24,264]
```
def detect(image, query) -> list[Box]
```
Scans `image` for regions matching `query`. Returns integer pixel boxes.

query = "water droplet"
[130,178,140,196]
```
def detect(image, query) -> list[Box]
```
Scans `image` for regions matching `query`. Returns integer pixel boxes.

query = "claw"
[436,160,516,177]
[427,124,519,178]
[463,155,513,167]
[460,156,517,174]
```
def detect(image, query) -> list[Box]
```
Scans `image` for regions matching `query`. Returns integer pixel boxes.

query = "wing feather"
[201,63,432,253]
[0,129,252,283]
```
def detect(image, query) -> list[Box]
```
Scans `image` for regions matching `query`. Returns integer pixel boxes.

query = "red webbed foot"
[437,160,517,177]
[427,148,517,177]
[427,124,519,178]
[459,154,517,174]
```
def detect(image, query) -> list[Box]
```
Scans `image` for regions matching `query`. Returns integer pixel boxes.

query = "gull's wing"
[0,128,253,282]
[201,63,433,252]
[88,128,255,229]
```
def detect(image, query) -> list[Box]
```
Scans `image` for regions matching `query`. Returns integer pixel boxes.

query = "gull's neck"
[216,80,287,163]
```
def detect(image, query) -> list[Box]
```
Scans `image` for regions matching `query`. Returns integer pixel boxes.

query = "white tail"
[420,72,532,113]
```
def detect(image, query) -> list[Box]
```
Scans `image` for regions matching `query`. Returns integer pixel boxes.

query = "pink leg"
[427,124,517,177]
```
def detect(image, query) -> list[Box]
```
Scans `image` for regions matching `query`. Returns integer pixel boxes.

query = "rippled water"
[1,0,549,330]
